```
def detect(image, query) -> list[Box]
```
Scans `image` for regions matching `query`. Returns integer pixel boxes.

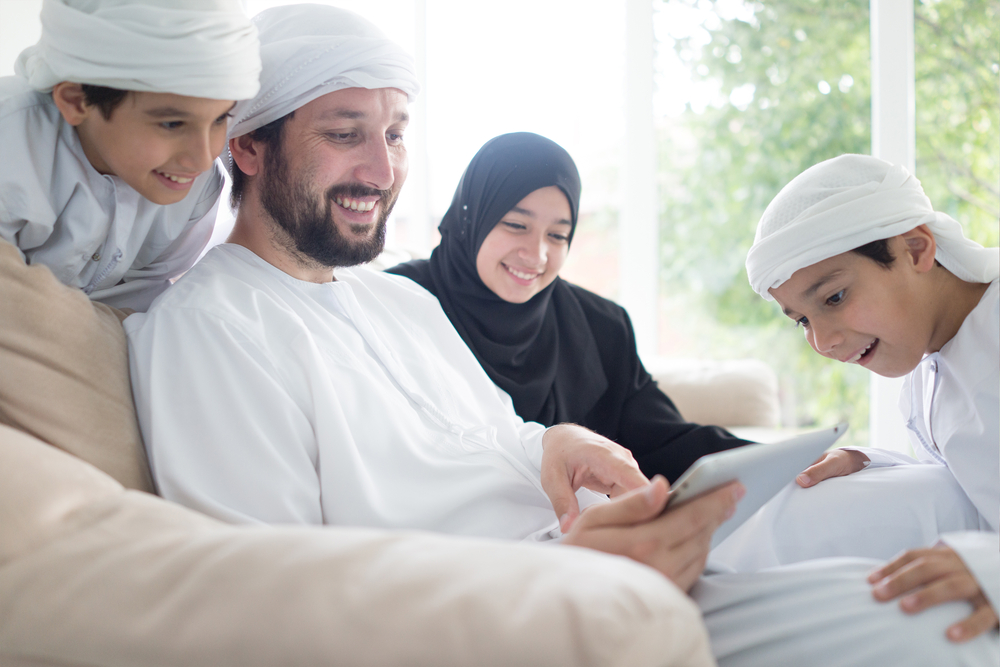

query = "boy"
[735,153,998,643]
[0,0,260,311]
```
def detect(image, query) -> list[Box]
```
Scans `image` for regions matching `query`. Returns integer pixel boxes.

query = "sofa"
[0,239,775,666]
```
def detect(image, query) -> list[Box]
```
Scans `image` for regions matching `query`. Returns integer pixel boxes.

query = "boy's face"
[75,91,235,205]
[768,240,933,378]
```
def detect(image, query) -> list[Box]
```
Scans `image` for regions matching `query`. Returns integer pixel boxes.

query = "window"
[654,0,873,444]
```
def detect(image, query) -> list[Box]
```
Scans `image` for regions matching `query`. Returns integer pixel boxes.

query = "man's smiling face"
[258,86,409,268]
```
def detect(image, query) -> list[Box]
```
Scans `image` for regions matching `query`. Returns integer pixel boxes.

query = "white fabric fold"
[746,154,999,300]
[227,3,419,146]
[15,0,260,100]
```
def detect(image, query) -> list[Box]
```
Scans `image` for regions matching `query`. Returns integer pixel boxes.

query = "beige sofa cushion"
[0,240,153,492]
[646,358,781,429]
[0,424,715,667]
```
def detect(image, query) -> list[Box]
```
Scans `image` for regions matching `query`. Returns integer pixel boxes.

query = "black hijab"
[388,133,608,426]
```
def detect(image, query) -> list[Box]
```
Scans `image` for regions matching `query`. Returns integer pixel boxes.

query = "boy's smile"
[68,90,235,206]
[768,239,934,378]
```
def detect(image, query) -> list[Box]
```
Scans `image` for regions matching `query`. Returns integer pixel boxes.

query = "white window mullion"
[869,0,915,453]
[621,0,658,358]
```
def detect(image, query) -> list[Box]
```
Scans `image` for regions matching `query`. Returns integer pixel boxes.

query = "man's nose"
[354,138,396,191]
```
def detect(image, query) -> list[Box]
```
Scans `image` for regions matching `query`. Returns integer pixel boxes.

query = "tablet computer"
[664,422,848,548]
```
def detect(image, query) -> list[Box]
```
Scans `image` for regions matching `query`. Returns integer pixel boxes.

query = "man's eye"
[327,132,356,141]
[387,132,404,143]
[826,290,845,306]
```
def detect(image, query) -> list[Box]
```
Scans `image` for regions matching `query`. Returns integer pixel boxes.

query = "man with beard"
[125,6,998,665]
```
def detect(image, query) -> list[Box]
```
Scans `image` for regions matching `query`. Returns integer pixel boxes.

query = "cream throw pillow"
[0,240,153,491]
[0,424,715,667]
[646,358,781,428]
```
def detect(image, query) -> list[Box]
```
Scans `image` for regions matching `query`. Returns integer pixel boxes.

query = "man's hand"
[562,475,745,592]
[868,544,999,642]
[541,424,649,532]
[795,448,869,487]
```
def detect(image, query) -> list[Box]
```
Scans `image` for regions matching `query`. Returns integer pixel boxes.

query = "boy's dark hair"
[229,111,294,210]
[81,84,129,120]
[851,238,895,268]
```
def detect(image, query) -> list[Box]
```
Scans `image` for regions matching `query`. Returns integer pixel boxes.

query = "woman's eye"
[214,112,233,125]
[795,316,810,329]
[826,290,845,306]
[549,233,569,242]
[160,121,184,130]
[501,221,526,231]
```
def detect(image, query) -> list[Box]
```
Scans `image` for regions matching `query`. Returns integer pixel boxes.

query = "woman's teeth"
[848,340,876,363]
[506,266,538,281]
[335,197,376,212]
[156,170,193,184]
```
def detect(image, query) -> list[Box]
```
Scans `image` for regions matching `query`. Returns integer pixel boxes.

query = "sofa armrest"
[0,424,715,667]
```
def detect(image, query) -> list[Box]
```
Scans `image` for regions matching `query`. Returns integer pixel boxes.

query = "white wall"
[0,0,42,77]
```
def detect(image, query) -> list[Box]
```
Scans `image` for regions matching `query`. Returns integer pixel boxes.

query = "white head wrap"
[227,3,420,144]
[746,154,999,300]
[15,0,260,100]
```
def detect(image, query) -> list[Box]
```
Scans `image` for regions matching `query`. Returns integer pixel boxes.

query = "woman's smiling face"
[475,186,573,303]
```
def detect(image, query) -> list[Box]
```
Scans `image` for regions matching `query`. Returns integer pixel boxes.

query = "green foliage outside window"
[655,0,998,444]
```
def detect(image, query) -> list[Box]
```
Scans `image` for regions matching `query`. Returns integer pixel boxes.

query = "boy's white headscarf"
[746,154,999,300]
[226,3,420,149]
[15,0,260,100]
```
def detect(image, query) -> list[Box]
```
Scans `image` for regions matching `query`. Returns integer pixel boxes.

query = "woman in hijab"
[388,132,746,482]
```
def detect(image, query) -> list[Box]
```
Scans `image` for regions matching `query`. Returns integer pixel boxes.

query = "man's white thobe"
[126,244,605,539]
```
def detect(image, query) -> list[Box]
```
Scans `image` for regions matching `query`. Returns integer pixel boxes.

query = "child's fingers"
[947,603,1000,643]
[897,573,982,613]
[796,452,846,487]
[868,549,923,583]
[796,449,869,487]
[871,556,945,601]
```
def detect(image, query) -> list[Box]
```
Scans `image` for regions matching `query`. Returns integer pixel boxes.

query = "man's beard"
[259,143,396,269]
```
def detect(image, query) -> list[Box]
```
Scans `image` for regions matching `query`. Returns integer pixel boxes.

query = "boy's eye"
[160,121,184,130]
[826,289,845,306]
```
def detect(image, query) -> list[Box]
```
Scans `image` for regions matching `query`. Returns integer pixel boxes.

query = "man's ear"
[51,82,90,126]
[229,134,263,177]
[900,224,937,273]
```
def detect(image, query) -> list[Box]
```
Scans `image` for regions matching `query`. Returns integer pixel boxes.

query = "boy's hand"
[561,476,745,592]
[541,424,649,532]
[795,448,869,487]
[868,544,999,642]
